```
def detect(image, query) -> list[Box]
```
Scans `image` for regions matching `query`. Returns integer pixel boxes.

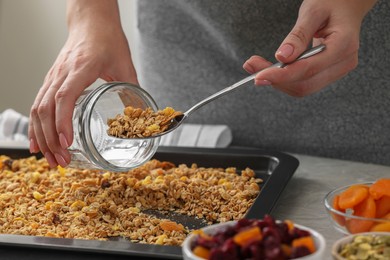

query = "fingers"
[262,50,358,97]
[243,55,272,74]
[274,55,357,97]
[243,56,273,86]
[29,73,72,168]
[55,73,96,152]
[275,4,328,64]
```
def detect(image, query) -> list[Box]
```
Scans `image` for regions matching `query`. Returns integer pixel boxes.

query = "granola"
[0,155,262,246]
[107,106,183,138]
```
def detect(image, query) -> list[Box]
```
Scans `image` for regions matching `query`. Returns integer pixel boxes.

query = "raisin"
[3,159,14,170]
[101,179,111,189]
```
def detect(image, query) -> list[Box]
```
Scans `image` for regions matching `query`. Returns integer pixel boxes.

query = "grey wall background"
[0,0,137,116]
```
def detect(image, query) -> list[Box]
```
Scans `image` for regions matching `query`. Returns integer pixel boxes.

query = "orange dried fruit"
[369,178,390,200]
[338,184,369,210]
[383,212,390,220]
[233,226,262,247]
[159,221,184,232]
[284,219,295,232]
[369,222,390,232]
[281,244,292,256]
[375,195,390,218]
[193,246,210,259]
[292,236,316,253]
[346,195,376,233]
[332,195,346,226]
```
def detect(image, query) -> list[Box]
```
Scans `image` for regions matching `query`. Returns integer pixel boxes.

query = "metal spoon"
[147,44,326,139]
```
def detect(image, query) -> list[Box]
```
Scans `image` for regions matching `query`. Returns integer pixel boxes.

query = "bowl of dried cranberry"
[182,215,325,260]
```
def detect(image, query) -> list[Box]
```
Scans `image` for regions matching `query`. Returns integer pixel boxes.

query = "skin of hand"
[29,0,137,168]
[243,0,378,97]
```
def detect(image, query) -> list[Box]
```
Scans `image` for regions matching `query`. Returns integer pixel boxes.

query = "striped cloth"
[0,109,232,148]
[160,123,232,148]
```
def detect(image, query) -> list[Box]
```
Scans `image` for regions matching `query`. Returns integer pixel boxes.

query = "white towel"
[0,109,29,142]
[159,123,232,148]
[0,109,232,148]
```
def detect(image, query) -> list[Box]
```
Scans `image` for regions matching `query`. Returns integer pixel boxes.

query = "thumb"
[276,8,327,63]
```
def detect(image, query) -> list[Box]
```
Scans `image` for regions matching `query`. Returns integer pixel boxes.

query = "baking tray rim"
[0,146,299,259]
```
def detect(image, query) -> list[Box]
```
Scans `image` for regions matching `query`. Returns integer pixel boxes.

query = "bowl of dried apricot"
[182,215,326,260]
[324,178,390,235]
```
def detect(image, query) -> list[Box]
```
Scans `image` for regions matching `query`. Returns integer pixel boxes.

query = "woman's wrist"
[66,0,123,35]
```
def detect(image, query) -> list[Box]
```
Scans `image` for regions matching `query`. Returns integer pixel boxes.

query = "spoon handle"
[184,44,326,116]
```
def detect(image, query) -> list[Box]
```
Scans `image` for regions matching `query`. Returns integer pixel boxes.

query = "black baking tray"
[0,146,299,259]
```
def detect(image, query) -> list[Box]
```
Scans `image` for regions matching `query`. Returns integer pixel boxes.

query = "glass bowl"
[182,218,326,260]
[324,182,390,235]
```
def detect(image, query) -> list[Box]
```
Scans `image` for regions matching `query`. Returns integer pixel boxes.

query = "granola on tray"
[0,155,262,245]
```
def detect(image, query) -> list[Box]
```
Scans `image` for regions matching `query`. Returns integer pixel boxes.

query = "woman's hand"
[243,0,377,97]
[28,0,137,168]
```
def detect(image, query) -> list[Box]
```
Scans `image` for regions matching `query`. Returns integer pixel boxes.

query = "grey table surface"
[271,153,390,260]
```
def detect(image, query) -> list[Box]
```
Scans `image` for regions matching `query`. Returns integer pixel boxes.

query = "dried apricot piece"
[193,246,210,259]
[233,226,262,246]
[332,195,346,226]
[284,219,295,231]
[369,222,390,232]
[346,195,376,233]
[281,244,292,256]
[292,236,316,253]
[338,184,369,210]
[159,220,184,232]
[375,195,390,218]
[369,178,390,200]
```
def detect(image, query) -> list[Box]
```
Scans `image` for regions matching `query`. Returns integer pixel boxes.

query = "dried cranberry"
[220,238,239,257]
[241,239,263,259]
[262,226,282,244]
[213,228,236,245]
[101,179,111,188]
[195,235,219,250]
[234,218,253,231]
[3,159,13,170]
[264,246,286,260]
[52,214,61,224]
[263,235,281,250]
[254,219,268,230]
[263,214,277,227]
[209,240,240,260]
[276,222,292,244]
[290,227,311,239]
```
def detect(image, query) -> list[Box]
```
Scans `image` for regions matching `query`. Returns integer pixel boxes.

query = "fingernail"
[54,153,68,167]
[59,133,70,149]
[243,62,255,74]
[255,79,272,86]
[276,44,294,59]
[29,139,39,153]
[45,152,58,168]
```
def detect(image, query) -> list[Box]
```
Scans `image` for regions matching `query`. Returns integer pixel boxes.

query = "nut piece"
[107,106,183,138]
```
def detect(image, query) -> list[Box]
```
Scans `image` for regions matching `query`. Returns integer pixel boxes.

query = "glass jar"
[67,82,160,172]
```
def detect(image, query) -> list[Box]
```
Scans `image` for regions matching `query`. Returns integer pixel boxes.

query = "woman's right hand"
[28,0,138,168]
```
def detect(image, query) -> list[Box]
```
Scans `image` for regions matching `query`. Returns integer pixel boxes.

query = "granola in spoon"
[107,106,183,138]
